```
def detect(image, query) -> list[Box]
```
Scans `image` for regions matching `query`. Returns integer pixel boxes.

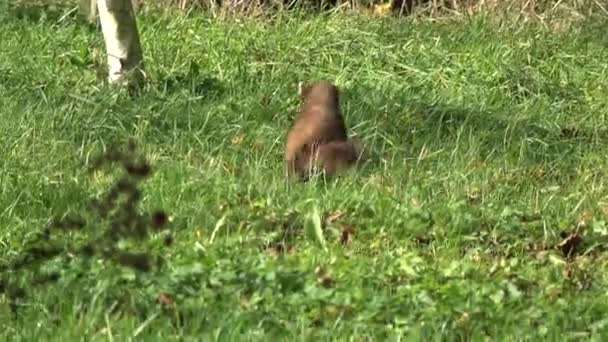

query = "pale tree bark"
[96,0,145,87]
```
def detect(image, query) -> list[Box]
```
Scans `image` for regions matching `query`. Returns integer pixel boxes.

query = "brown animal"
[285,80,364,179]
[292,139,365,179]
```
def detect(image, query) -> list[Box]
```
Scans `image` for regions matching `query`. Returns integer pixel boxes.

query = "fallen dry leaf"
[560,127,580,139]
[577,210,593,228]
[521,213,542,223]
[530,166,546,179]
[414,235,432,245]
[325,210,346,224]
[259,95,272,106]
[468,160,487,170]
[562,264,574,279]
[151,210,169,229]
[158,293,175,306]
[455,311,471,328]
[231,133,245,145]
[410,197,422,209]
[340,224,355,246]
[601,204,608,217]
[557,232,582,258]
[252,139,265,150]
[466,186,481,204]
[325,304,354,319]
[528,240,552,261]
[265,242,294,257]
[315,266,335,288]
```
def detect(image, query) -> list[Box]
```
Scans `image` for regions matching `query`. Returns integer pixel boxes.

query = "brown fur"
[285,81,364,179]
[293,140,365,179]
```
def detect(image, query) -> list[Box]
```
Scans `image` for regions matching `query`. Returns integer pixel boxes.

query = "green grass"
[2,6,608,340]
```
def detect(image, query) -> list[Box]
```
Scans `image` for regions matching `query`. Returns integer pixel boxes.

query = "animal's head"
[298,80,340,102]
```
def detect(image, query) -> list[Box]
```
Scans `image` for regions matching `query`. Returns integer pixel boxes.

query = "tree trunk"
[97,0,145,87]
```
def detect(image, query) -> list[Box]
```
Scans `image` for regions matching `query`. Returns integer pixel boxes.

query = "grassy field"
[2,5,608,340]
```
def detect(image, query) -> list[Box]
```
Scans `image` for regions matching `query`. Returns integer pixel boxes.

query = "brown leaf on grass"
[557,232,582,258]
[467,160,487,171]
[414,235,433,245]
[577,210,593,228]
[158,293,175,306]
[455,311,471,328]
[318,276,335,288]
[324,211,355,246]
[265,242,294,257]
[528,241,551,260]
[530,166,546,179]
[231,133,245,145]
[562,264,574,279]
[315,266,335,288]
[163,234,174,247]
[601,204,608,217]
[521,213,542,223]
[151,210,169,229]
[259,95,272,106]
[560,127,580,139]
[264,213,299,257]
[466,186,481,204]
[325,210,345,224]
[325,304,354,319]
[340,224,355,246]
[410,197,422,209]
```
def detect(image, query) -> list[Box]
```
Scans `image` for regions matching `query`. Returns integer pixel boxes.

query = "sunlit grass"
[1,6,608,339]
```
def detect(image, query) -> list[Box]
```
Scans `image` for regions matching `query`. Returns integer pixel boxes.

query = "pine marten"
[285,81,365,179]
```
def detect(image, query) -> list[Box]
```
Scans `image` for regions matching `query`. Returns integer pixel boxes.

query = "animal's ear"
[298,81,311,98]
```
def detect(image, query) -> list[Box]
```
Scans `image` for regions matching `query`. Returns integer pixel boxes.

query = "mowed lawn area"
[1,5,608,340]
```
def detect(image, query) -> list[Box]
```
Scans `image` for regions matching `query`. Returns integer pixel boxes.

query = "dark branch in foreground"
[0,141,171,313]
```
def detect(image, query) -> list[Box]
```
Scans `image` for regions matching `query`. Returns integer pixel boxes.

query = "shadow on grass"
[382,99,606,163]
[9,1,95,27]
[148,62,226,100]
[152,74,226,99]
[10,1,68,21]
[358,89,608,163]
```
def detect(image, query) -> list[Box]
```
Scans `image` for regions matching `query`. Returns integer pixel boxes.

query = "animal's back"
[292,140,365,179]
[285,81,347,164]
